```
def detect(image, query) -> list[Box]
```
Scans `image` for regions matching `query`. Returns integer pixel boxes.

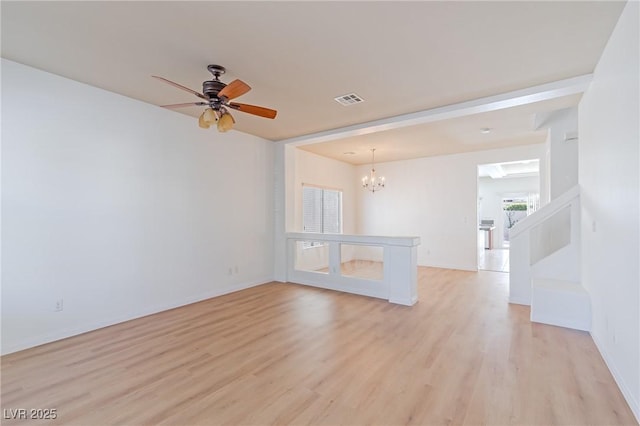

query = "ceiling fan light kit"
[217,111,235,133]
[154,64,277,133]
[198,108,217,129]
[198,113,210,129]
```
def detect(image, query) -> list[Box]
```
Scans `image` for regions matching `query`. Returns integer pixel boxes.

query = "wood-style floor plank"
[1,267,637,425]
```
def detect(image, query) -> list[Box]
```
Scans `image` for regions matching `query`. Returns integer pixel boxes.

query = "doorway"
[477,160,540,272]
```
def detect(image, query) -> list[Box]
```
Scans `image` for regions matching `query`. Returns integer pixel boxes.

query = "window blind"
[302,185,342,245]
[302,186,323,233]
[322,189,341,234]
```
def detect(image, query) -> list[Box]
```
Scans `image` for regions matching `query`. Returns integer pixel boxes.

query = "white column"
[385,245,418,306]
[509,232,531,305]
[274,143,296,282]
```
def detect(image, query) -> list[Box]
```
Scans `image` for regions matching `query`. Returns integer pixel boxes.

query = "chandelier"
[362,148,385,193]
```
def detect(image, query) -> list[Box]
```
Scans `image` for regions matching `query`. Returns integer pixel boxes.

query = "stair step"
[531,278,591,331]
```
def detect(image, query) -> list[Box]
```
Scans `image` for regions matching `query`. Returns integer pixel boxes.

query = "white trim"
[508,296,531,306]
[591,332,640,423]
[287,232,420,247]
[389,295,418,306]
[301,182,343,192]
[0,277,272,356]
[421,261,477,272]
[530,314,590,332]
[276,75,592,147]
[287,276,388,301]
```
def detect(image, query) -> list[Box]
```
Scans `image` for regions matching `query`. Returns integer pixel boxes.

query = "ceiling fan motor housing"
[203,80,226,100]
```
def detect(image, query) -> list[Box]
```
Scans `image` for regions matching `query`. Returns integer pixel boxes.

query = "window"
[302,185,342,247]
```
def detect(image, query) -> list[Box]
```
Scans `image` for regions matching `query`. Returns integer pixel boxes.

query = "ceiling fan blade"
[228,102,277,119]
[160,102,208,109]
[218,79,251,100]
[152,76,207,100]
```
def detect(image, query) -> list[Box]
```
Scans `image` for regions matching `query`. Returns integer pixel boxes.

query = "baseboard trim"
[508,296,531,306]
[287,278,388,302]
[389,295,418,306]
[1,277,272,356]
[419,262,477,272]
[530,313,590,332]
[591,332,640,423]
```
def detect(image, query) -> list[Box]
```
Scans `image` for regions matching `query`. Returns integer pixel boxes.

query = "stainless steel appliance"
[479,219,495,250]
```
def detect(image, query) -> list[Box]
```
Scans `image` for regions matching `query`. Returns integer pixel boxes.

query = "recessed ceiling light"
[480,127,492,134]
[343,151,356,155]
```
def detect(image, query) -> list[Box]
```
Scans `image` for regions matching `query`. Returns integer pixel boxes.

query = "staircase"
[509,185,591,331]
[531,278,590,331]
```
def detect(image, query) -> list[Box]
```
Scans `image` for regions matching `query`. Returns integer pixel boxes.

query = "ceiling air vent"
[334,93,364,106]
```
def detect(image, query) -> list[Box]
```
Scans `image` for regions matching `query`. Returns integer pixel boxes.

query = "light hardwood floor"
[478,249,510,273]
[1,268,637,425]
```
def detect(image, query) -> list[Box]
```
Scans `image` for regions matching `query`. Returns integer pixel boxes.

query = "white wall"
[541,131,551,205]
[273,144,294,282]
[578,1,639,420]
[1,59,275,354]
[357,144,546,270]
[293,149,358,233]
[547,107,579,199]
[292,149,358,270]
[478,175,539,249]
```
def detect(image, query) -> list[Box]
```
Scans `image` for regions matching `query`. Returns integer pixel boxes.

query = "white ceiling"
[299,94,580,165]
[1,1,624,161]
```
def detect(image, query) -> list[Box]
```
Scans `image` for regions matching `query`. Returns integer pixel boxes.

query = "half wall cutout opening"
[294,240,329,274]
[341,244,384,281]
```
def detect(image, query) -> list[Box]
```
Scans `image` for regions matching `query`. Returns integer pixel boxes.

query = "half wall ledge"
[286,232,421,306]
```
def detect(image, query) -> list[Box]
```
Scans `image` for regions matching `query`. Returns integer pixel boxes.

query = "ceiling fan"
[153,64,277,132]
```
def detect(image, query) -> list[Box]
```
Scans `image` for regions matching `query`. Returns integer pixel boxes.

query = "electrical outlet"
[55,299,63,312]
